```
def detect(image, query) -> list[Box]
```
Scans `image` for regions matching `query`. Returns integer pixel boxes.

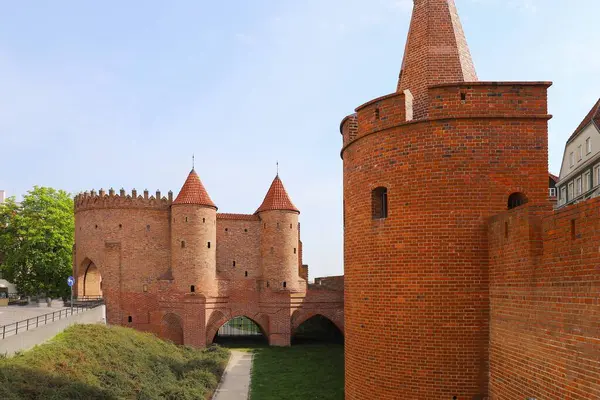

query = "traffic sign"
[67,276,75,287]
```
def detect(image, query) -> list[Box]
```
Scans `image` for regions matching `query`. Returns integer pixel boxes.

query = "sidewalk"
[212,350,253,400]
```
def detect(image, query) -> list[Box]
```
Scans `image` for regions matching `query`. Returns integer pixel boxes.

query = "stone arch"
[79,258,102,297]
[507,192,528,210]
[161,312,184,345]
[205,310,270,345]
[291,309,344,335]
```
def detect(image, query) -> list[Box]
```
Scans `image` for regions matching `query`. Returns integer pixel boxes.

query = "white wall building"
[0,190,5,204]
[557,99,600,208]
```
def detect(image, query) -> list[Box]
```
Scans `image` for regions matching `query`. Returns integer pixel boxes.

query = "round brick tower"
[340,1,551,399]
[171,169,218,297]
[256,175,301,292]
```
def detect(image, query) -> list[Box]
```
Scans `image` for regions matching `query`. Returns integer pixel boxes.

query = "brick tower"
[256,175,302,292]
[171,169,218,296]
[339,0,551,399]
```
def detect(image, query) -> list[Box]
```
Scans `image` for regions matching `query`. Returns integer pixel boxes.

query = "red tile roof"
[567,98,600,143]
[255,175,299,214]
[549,172,559,183]
[173,169,216,208]
[217,213,260,221]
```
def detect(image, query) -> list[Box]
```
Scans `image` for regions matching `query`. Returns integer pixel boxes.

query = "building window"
[568,182,574,201]
[508,192,528,210]
[578,145,583,161]
[190,285,195,293]
[576,177,582,195]
[586,137,592,154]
[584,171,591,192]
[560,187,566,205]
[128,316,132,323]
[372,187,388,219]
[596,165,600,186]
[570,152,574,167]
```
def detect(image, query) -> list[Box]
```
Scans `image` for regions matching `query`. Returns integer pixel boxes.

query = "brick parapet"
[74,189,172,212]
[310,275,344,291]
[428,82,552,120]
[355,91,408,140]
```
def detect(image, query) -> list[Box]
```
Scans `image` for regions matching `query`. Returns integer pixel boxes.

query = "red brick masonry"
[73,179,343,348]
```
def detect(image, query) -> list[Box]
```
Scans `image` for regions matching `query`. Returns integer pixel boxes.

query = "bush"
[0,324,229,400]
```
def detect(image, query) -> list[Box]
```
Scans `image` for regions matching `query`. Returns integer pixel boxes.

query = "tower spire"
[397,0,477,119]
[192,154,195,170]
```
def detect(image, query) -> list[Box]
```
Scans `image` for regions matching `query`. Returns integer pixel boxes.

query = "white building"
[0,190,5,204]
[557,99,600,207]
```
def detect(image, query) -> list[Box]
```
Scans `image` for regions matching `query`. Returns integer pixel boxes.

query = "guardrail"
[0,299,104,340]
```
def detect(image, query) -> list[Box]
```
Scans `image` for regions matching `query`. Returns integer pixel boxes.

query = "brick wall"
[488,199,600,400]
[216,215,261,282]
[341,81,550,399]
[74,190,342,349]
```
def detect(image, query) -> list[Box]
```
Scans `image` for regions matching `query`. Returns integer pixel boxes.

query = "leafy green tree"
[0,187,74,298]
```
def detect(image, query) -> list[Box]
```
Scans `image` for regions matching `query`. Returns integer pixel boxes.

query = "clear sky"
[0,0,598,278]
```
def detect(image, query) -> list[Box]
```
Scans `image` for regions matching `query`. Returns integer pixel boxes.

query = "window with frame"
[584,171,591,192]
[596,165,600,186]
[569,152,574,167]
[586,137,592,154]
[578,145,583,161]
[576,177,582,195]
[568,182,574,201]
[560,187,567,205]
[372,187,388,219]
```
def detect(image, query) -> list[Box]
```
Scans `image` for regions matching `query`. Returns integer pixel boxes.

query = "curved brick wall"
[74,192,171,325]
[171,204,217,296]
[259,210,301,292]
[342,85,550,400]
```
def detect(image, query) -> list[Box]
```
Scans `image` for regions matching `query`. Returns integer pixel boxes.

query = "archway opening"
[161,313,184,345]
[508,192,528,210]
[213,316,267,346]
[82,260,102,299]
[292,315,344,345]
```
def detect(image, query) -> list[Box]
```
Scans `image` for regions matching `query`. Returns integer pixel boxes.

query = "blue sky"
[0,0,598,278]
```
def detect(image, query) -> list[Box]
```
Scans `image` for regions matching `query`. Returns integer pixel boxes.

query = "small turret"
[256,175,301,292]
[171,169,217,296]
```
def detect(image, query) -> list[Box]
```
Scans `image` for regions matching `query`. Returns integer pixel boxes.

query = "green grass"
[0,324,230,400]
[249,344,344,400]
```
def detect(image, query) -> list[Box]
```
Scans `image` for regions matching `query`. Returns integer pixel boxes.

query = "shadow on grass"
[0,364,115,400]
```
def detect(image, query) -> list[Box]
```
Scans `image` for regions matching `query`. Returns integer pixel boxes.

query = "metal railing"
[217,317,262,337]
[0,299,103,340]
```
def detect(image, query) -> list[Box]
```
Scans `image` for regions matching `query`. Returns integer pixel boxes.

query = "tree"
[0,187,74,298]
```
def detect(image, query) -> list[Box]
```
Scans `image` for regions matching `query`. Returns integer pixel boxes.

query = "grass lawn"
[249,344,344,400]
[0,324,229,400]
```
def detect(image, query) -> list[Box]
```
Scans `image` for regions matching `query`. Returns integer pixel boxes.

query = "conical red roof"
[256,175,299,214]
[173,169,216,208]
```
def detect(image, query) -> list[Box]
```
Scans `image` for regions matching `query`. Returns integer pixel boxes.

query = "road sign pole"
[67,276,75,315]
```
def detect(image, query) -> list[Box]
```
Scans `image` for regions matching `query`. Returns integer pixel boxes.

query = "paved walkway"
[212,350,253,400]
[0,304,67,327]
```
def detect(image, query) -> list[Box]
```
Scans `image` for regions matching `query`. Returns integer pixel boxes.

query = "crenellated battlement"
[74,188,173,212]
[428,81,552,120]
